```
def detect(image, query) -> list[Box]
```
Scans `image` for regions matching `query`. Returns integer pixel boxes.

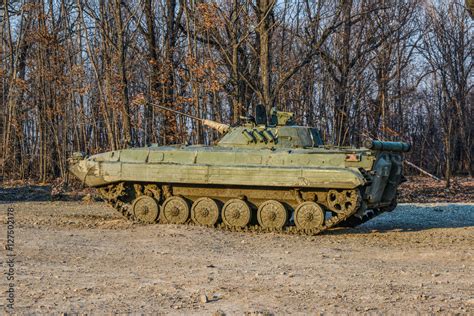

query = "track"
[99,182,362,236]
[336,199,398,228]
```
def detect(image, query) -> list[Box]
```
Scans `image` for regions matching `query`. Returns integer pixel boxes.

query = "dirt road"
[1,201,473,314]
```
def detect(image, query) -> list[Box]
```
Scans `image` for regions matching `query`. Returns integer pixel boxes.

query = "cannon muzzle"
[364,140,411,153]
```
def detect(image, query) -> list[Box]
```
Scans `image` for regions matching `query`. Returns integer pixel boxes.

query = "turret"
[215,106,324,149]
[153,103,325,149]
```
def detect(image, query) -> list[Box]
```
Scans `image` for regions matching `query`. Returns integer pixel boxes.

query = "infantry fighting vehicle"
[69,106,410,235]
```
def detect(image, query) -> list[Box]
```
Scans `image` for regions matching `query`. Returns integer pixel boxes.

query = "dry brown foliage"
[399,176,474,203]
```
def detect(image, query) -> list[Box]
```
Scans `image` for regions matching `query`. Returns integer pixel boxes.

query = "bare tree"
[0,0,472,182]
[419,1,473,185]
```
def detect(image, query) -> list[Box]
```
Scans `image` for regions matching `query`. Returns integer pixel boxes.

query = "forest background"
[0,0,472,188]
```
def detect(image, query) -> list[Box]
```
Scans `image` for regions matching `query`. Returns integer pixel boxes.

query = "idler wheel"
[327,189,359,214]
[257,200,288,229]
[222,199,252,228]
[132,195,159,223]
[191,197,220,226]
[294,201,325,230]
[162,196,190,224]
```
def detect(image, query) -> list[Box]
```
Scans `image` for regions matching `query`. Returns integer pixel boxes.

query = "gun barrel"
[152,103,230,134]
[364,140,411,152]
[153,103,202,121]
[202,119,230,134]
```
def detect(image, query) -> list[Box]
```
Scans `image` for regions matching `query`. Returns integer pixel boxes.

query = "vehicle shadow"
[0,185,88,203]
[327,204,474,234]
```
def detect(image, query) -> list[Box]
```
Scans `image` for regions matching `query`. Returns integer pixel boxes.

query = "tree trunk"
[114,0,132,148]
[256,0,274,115]
[334,0,352,146]
[144,0,159,144]
[162,0,177,144]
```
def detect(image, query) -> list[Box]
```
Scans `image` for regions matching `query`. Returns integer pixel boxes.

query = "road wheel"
[222,199,252,228]
[162,196,190,224]
[294,201,324,231]
[257,200,288,229]
[191,197,220,226]
[132,195,159,224]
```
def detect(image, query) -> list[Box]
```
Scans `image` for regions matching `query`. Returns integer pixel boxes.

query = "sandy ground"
[0,201,473,315]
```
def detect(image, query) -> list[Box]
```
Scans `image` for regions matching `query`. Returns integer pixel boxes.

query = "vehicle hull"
[69,142,406,234]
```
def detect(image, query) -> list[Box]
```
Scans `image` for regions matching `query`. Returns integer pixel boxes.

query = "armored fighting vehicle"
[69,106,410,235]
